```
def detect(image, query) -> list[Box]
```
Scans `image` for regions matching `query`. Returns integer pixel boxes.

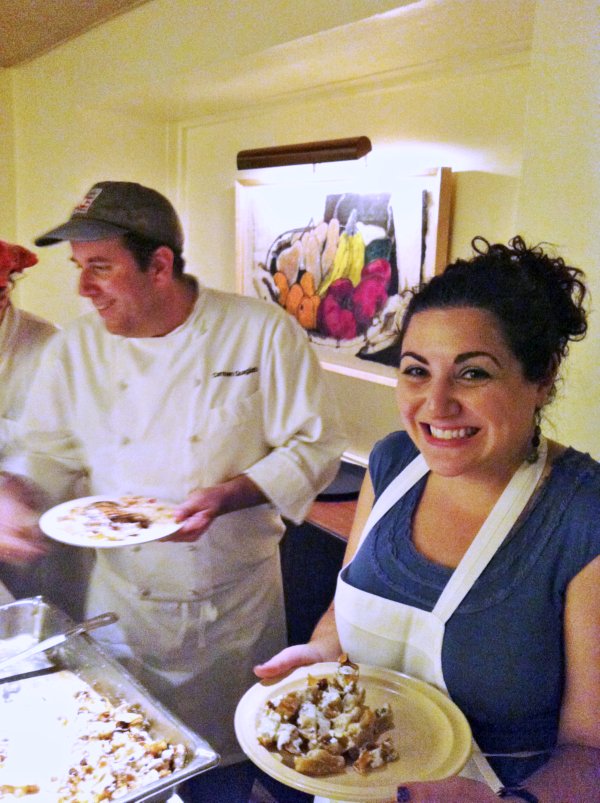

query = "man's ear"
[148,246,175,286]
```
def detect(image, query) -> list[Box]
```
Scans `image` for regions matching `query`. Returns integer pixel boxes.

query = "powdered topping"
[256,655,398,777]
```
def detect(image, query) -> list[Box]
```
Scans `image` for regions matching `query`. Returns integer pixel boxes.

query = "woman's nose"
[425,379,460,416]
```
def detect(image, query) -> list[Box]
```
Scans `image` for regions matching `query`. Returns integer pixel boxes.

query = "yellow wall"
[516,0,600,454]
[0,70,16,241]
[4,0,598,459]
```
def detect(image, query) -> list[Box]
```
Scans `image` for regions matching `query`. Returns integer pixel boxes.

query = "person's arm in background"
[0,332,91,564]
[254,471,375,678]
[0,472,49,564]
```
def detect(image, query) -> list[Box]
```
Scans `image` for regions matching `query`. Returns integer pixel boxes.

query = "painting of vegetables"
[236,169,451,371]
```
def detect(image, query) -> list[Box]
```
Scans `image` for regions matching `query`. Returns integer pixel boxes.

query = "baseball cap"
[34,181,184,252]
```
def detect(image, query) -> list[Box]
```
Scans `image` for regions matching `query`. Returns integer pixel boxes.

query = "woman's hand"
[255,602,343,679]
[392,777,499,802]
[254,643,327,679]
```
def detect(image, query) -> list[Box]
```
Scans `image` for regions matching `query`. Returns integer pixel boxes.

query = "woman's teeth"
[429,425,477,440]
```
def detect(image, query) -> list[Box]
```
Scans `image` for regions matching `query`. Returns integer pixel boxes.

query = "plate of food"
[234,656,472,802]
[39,495,180,548]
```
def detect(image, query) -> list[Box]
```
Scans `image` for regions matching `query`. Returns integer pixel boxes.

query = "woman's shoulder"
[552,445,600,494]
[369,431,419,491]
[543,445,600,560]
[555,446,600,511]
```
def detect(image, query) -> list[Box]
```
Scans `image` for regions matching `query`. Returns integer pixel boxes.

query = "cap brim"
[34,219,129,247]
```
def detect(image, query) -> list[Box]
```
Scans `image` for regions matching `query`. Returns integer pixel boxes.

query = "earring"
[527,411,542,464]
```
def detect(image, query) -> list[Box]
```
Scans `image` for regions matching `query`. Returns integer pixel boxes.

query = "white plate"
[235,662,472,803]
[39,495,180,548]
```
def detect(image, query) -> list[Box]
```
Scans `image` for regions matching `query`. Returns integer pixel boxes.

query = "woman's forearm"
[524,744,600,802]
[308,603,342,660]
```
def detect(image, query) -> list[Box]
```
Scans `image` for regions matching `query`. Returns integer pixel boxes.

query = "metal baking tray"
[0,596,220,802]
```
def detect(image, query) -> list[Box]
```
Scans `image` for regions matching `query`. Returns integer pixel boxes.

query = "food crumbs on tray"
[256,655,398,777]
[0,669,187,800]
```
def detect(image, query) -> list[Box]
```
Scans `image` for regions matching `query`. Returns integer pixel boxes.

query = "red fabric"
[0,241,38,287]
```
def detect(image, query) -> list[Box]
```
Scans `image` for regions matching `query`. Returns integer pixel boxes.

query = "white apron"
[315,440,547,803]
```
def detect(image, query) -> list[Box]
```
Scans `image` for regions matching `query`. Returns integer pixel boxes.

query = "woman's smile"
[423,424,480,442]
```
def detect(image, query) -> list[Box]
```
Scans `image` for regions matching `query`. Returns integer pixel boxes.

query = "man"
[0,181,346,771]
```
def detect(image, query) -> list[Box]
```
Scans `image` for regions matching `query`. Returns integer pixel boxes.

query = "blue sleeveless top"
[345,431,600,785]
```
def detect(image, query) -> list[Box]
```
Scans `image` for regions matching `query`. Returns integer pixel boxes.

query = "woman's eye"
[400,365,428,379]
[460,367,491,380]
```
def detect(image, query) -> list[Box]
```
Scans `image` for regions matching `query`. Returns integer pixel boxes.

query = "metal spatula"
[0,611,118,673]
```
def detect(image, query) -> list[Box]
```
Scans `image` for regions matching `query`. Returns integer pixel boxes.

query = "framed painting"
[235,167,452,385]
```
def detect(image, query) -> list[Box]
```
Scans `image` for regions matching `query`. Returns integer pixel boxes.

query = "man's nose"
[78,268,95,297]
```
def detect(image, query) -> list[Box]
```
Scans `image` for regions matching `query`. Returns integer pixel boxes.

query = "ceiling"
[0,0,151,67]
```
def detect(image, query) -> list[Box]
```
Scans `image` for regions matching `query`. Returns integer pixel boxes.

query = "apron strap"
[352,439,547,624]
[433,438,547,622]
[356,452,429,551]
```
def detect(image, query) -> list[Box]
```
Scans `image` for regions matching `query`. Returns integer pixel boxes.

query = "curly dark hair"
[398,236,588,401]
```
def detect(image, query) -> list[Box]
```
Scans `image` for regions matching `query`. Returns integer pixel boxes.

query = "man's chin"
[100,316,124,335]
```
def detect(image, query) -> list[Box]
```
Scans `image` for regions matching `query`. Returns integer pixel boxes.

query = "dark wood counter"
[305,498,356,541]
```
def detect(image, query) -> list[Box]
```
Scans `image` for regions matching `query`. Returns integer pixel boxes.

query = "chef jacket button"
[121,436,131,446]
[194,378,202,387]
[140,589,151,598]
[187,544,197,552]
[118,380,128,391]
[190,434,201,443]
[133,546,142,553]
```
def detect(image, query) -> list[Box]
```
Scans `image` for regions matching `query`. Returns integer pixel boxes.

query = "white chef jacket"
[4,284,346,763]
[0,304,57,454]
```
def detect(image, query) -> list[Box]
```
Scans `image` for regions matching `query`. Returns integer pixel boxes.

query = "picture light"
[237,136,372,170]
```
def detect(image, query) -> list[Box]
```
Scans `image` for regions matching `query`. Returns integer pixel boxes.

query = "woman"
[256,237,600,802]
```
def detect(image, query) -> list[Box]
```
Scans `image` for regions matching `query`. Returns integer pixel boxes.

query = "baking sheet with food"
[235,661,472,802]
[0,597,219,803]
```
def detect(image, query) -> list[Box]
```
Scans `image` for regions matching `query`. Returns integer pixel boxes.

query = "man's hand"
[167,475,268,542]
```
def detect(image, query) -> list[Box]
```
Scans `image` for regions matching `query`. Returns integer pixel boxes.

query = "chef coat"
[0,304,57,453]
[4,284,346,762]
[314,443,547,803]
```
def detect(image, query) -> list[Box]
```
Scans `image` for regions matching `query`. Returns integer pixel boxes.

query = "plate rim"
[234,661,473,802]
[38,494,180,549]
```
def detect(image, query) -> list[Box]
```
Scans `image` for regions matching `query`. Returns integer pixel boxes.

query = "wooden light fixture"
[237,136,372,170]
